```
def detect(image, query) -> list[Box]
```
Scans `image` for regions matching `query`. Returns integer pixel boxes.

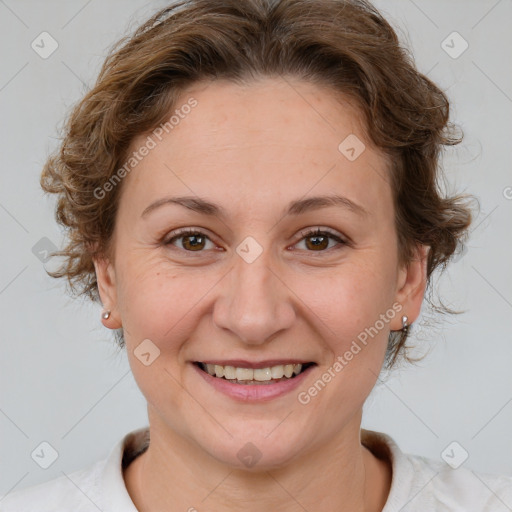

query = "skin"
[93,77,428,511]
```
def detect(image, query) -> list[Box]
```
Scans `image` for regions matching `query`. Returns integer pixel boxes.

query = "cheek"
[118,271,192,343]
[297,260,396,336]
[116,256,221,361]
[117,267,208,414]
[290,260,397,406]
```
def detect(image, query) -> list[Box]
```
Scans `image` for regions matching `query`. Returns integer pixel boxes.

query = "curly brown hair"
[41,0,473,369]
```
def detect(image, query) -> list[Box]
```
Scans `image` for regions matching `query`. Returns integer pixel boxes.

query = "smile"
[192,357,318,401]
[194,362,315,392]
[195,361,315,385]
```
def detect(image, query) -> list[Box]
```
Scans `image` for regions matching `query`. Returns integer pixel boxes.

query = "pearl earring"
[401,315,409,331]
[102,310,111,320]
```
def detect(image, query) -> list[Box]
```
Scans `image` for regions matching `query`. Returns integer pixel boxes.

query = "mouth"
[194,361,316,385]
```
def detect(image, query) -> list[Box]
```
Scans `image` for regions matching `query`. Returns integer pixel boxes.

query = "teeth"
[202,362,304,382]
[254,368,272,381]
[283,364,293,378]
[236,367,254,381]
[271,365,284,378]
[223,365,236,379]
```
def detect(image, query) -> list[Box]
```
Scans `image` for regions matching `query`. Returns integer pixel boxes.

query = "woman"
[2,0,511,510]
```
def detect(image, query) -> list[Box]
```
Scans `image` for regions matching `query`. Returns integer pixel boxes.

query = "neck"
[124,410,390,512]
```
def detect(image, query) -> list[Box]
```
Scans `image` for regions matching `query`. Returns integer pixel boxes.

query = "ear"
[93,256,122,329]
[391,244,430,330]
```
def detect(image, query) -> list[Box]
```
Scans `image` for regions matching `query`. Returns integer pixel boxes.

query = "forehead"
[168,77,369,154]
[121,77,392,218]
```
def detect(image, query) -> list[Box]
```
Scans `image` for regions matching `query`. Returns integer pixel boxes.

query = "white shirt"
[1,426,511,511]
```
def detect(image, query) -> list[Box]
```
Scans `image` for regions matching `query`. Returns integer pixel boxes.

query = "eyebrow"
[141,194,369,219]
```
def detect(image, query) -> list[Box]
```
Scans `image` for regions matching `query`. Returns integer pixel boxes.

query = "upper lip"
[195,360,315,369]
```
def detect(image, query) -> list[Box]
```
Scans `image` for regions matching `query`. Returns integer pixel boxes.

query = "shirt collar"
[100,425,415,511]
[100,426,150,512]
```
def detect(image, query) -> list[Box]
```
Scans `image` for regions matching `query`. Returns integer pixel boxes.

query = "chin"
[198,424,308,471]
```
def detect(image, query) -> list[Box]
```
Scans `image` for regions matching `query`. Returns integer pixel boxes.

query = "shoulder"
[0,427,148,512]
[0,459,105,512]
[361,428,512,512]
[405,451,512,511]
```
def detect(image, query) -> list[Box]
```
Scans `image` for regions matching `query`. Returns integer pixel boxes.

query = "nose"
[212,249,296,345]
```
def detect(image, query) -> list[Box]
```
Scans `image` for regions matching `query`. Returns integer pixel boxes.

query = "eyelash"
[164,227,347,253]
[297,228,347,252]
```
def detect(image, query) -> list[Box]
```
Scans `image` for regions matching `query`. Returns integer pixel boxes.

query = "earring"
[102,310,111,320]
[401,315,409,332]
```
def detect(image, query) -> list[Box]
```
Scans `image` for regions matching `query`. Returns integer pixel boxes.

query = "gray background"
[1,0,511,497]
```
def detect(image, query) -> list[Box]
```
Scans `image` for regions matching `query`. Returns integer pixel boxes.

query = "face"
[95,77,427,469]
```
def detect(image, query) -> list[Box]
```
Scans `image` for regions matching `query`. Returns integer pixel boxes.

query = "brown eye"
[165,229,213,252]
[305,233,330,251]
[296,229,346,252]
[180,233,206,251]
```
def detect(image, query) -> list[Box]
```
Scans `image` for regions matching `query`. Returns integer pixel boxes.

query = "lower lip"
[193,364,315,402]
